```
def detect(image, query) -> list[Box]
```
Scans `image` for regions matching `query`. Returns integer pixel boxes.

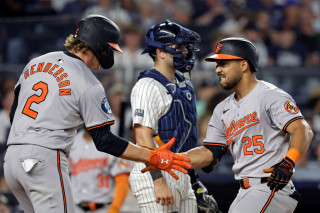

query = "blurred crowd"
[0,0,320,212]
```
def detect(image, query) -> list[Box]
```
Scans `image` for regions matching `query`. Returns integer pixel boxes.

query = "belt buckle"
[242,177,250,189]
[88,202,97,211]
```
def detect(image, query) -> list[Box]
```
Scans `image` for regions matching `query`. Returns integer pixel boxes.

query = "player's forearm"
[183,146,213,169]
[289,122,313,158]
[120,142,150,163]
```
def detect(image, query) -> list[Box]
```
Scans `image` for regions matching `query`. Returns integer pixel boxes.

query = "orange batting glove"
[141,136,192,180]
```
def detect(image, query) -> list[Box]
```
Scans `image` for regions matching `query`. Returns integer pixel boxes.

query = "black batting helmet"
[74,15,123,69]
[205,37,259,72]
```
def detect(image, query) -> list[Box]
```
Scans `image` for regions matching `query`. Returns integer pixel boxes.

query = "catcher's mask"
[74,14,123,69]
[142,20,201,73]
[205,37,259,72]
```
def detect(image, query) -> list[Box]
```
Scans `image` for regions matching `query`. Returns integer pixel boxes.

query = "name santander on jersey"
[24,61,71,96]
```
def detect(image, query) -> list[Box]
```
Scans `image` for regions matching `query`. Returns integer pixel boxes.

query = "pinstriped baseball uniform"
[4,51,115,213]
[130,74,197,213]
[69,130,133,213]
[204,81,301,213]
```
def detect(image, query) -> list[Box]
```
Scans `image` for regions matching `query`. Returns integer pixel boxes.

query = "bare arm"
[119,142,151,162]
[285,119,313,160]
[134,124,175,206]
[184,146,214,169]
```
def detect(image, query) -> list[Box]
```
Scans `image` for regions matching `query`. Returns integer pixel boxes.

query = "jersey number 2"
[22,81,48,119]
[242,135,264,155]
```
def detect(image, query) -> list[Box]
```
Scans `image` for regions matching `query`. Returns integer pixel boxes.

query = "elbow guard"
[202,144,227,173]
[88,125,129,157]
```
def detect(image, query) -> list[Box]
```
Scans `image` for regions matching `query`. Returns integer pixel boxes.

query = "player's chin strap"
[189,170,222,213]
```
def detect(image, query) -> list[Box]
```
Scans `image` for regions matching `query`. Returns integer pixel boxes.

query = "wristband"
[145,163,163,181]
[285,148,301,163]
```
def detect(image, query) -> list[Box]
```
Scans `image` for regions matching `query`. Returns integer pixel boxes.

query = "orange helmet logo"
[215,43,223,53]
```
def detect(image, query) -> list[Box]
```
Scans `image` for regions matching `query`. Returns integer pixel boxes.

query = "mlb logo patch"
[135,109,144,117]
[101,97,112,114]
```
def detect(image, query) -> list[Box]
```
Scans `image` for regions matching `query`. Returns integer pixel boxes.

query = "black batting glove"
[263,157,295,191]
[192,181,221,213]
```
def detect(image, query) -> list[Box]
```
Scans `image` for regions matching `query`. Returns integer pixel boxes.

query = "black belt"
[239,177,269,189]
[78,202,106,211]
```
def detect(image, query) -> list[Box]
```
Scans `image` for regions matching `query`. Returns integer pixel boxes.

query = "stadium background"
[0,0,319,212]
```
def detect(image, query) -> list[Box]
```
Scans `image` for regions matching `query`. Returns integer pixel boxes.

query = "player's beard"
[219,71,242,90]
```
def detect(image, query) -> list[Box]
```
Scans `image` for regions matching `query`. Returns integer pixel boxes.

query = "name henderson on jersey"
[23,61,71,96]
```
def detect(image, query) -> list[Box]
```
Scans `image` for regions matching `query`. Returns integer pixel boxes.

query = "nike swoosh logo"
[223,109,230,114]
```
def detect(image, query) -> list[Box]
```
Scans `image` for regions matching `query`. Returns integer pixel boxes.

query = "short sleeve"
[130,78,171,131]
[110,158,133,177]
[264,90,303,132]
[203,107,228,146]
[79,84,115,130]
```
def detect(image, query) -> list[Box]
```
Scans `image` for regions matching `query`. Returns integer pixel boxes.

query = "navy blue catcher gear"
[142,20,201,73]
[74,15,123,69]
[205,37,259,72]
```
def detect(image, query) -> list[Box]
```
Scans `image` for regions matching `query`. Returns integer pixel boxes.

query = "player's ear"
[240,60,249,72]
[156,49,165,59]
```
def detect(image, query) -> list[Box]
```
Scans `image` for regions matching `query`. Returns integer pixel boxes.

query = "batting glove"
[263,156,295,191]
[192,181,221,213]
[142,136,192,180]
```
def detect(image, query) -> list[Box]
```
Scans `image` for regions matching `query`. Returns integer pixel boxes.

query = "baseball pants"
[4,144,75,213]
[229,178,298,213]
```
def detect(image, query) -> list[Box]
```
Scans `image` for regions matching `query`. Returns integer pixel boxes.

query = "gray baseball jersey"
[130,77,197,213]
[69,130,133,205]
[204,80,301,212]
[7,51,115,154]
[4,51,115,213]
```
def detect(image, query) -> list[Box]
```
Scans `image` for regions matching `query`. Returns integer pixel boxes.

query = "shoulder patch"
[118,160,131,169]
[284,101,299,114]
[101,97,112,114]
[135,109,144,117]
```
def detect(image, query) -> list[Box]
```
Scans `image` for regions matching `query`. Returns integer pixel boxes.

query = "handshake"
[141,136,192,180]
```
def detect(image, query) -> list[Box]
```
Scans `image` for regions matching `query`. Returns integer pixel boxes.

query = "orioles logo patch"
[215,43,223,53]
[101,97,112,114]
[284,101,299,114]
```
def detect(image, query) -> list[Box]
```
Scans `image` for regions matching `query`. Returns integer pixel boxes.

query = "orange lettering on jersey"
[225,112,260,145]
[59,89,71,96]
[37,62,44,72]
[24,69,30,79]
[58,80,70,88]
[48,64,59,75]
[56,73,68,82]
[43,63,52,72]
[53,68,64,78]
[30,64,36,75]
[69,158,110,176]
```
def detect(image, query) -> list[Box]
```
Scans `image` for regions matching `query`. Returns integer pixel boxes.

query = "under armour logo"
[161,159,169,164]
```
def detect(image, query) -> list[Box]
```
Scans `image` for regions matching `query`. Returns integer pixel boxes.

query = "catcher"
[129,20,221,213]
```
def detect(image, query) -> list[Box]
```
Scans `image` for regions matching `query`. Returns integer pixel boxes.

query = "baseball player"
[69,129,133,213]
[3,15,191,213]
[182,37,314,213]
[129,20,220,213]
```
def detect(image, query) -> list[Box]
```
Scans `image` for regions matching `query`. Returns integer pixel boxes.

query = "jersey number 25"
[242,135,265,155]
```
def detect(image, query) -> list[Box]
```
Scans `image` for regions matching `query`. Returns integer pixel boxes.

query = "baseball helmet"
[142,20,201,73]
[74,15,123,69]
[205,37,259,72]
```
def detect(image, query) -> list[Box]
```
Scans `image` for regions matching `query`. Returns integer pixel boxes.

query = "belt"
[239,177,269,189]
[78,202,105,212]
